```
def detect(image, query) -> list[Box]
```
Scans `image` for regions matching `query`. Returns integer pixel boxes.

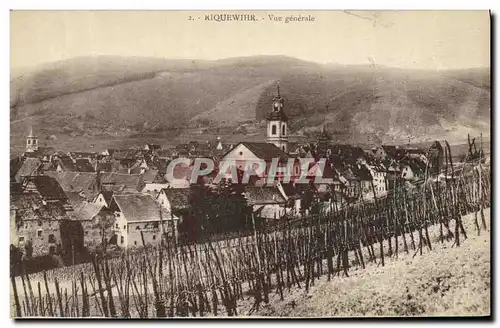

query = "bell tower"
[26,126,38,153]
[266,82,288,152]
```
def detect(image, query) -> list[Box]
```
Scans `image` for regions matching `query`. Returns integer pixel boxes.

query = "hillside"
[10,56,490,152]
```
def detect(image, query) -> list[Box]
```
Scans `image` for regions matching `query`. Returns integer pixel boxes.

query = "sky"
[10,10,490,70]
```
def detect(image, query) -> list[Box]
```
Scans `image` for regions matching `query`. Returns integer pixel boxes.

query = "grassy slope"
[244,208,490,317]
[10,56,490,152]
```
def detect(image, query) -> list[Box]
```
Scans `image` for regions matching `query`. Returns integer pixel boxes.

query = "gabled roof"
[142,169,159,183]
[46,171,98,194]
[56,155,76,171]
[70,202,106,221]
[112,149,148,160]
[155,149,177,158]
[101,172,143,191]
[96,162,112,172]
[75,158,95,172]
[352,165,373,181]
[69,151,97,159]
[277,182,301,200]
[233,142,290,161]
[11,193,68,221]
[15,157,42,182]
[22,175,68,201]
[145,144,162,151]
[113,194,163,222]
[96,190,114,205]
[244,185,286,205]
[159,188,190,210]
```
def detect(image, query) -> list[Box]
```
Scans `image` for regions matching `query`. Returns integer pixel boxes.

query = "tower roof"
[266,82,288,121]
[28,126,35,138]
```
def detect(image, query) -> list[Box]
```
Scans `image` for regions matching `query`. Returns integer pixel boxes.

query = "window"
[115,223,119,228]
[153,222,159,229]
[123,225,126,230]
[37,230,42,237]
[18,236,24,243]
[239,151,243,156]
[134,241,137,245]
[282,146,285,151]
[271,124,277,135]
[38,220,42,227]
[27,139,31,145]
[153,235,156,240]
[85,231,89,235]
[120,236,124,244]
[282,124,286,136]
[48,234,56,243]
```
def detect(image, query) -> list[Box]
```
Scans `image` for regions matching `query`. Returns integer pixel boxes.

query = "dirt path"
[246,208,490,317]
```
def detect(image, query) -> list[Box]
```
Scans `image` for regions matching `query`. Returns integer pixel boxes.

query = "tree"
[186,181,251,241]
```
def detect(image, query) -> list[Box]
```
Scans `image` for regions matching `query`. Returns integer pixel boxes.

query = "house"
[401,157,427,182]
[156,188,190,221]
[12,176,71,256]
[100,172,144,193]
[93,190,114,208]
[155,149,178,160]
[10,194,67,256]
[21,175,70,206]
[68,151,98,162]
[74,158,95,172]
[46,171,100,202]
[144,144,162,152]
[221,142,300,182]
[15,157,43,183]
[70,202,114,249]
[111,194,179,248]
[94,161,113,173]
[141,169,160,184]
[243,185,287,220]
[362,159,388,198]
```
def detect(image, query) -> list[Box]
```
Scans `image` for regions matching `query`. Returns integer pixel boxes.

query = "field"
[246,208,491,317]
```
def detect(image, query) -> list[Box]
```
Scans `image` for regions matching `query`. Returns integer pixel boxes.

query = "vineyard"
[11,147,491,318]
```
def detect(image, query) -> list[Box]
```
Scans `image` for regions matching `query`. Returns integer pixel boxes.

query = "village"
[10,84,450,268]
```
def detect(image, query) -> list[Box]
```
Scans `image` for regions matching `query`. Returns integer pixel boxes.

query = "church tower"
[26,126,38,153]
[266,82,288,152]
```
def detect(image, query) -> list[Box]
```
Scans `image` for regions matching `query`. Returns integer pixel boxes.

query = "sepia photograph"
[9,10,491,319]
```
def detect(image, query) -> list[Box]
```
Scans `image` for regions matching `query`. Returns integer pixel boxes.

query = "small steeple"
[277,81,280,97]
[26,126,39,153]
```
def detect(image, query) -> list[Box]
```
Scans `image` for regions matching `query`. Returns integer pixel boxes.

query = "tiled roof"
[239,142,290,161]
[101,172,143,191]
[75,158,95,172]
[160,188,190,210]
[46,171,98,194]
[15,158,42,183]
[23,175,68,201]
[70,202,105,221]
[244,186,286,205]
[113,193,163,222]
[12,193,68,221]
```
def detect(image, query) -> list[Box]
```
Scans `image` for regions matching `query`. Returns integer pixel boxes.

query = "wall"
[126,220,178,248]
[254,204,286,220]
[15,219,62,257]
